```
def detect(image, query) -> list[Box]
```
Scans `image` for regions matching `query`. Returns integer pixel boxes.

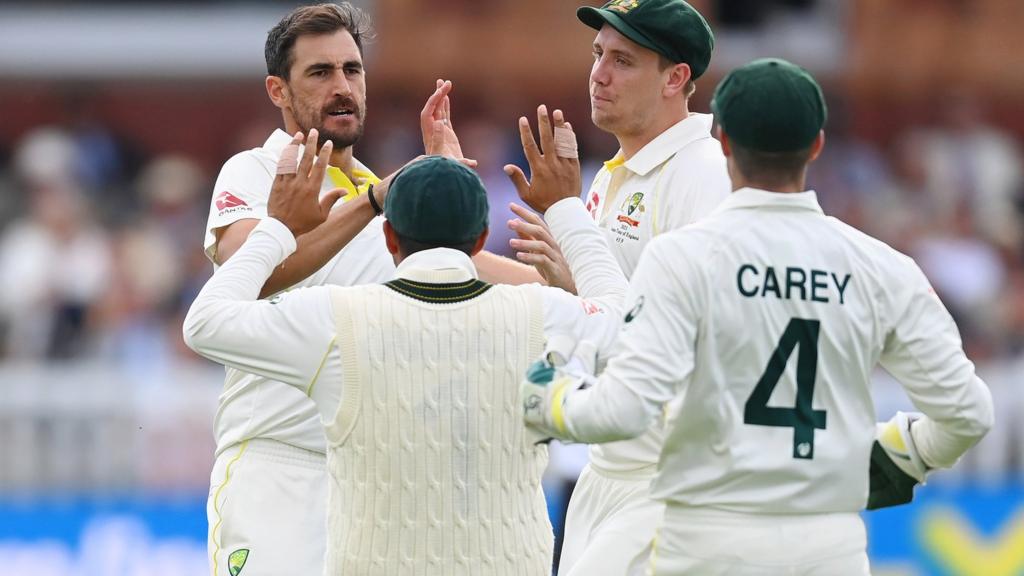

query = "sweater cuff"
[253,217,298,258]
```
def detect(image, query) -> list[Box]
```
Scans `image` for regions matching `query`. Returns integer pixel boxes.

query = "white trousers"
[646,505,871,576]
[207,439,327,576]
[559,464,664,576]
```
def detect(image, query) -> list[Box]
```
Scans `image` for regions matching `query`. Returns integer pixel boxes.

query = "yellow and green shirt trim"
[326,166,381,204]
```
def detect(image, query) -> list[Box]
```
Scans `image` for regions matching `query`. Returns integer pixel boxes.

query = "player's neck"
[617,104,689,160]
[329,146,356,174]
[732,175,807,194]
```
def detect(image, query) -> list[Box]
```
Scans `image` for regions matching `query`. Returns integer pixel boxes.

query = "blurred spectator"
[912,203,1005,323]
[94,155,209,370]
[916,92,1024,251]
[0,128,113,359]
[457,117,523,256]
[859,132,935,252]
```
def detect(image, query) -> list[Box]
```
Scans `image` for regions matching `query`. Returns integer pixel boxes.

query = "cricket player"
[522,58,995,575]
[186,117,629,575]
[505,1,729,573]
[201,4,482,575]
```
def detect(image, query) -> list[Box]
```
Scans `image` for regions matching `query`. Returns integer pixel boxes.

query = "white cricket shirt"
[203,129,393,455]
[186,197,627,431]
[571,112,730,473]
[563,188,994,514]
[583,113,729,277]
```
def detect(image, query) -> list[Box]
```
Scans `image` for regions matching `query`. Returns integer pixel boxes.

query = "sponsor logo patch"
[215,191,248,211]
[585,191,601,220]
[616,214,640,227]
[580,300,601,315]
[624,295,644,323]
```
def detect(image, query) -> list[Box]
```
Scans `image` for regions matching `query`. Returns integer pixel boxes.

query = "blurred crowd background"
[0,0,1022,574]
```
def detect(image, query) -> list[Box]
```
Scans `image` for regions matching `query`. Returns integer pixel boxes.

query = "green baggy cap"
[711,58,828,152]
[384,156,489,245]
[577,0,714,79]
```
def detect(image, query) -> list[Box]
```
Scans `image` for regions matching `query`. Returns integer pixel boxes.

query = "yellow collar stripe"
[603,156,626,171]
[326,166,382,203]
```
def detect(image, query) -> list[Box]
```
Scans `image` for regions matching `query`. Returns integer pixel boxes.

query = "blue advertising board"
[0,484,1021,575]
[866,483,1024,576]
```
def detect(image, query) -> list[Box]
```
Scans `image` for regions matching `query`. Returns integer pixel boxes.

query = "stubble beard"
[294,100,366,151]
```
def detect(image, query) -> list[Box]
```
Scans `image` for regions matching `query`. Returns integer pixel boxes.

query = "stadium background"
[0,0,1022,574]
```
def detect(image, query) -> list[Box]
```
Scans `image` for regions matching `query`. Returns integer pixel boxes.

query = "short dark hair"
[658,55,697,99]
[265,3,374,79]
[730,141,814,188]
[396,233,479,258]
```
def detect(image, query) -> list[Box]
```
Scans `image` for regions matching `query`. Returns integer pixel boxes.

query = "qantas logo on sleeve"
[585,191,600,220]
[215,191,249,211]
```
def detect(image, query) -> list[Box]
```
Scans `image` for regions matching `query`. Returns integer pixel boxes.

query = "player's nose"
[590,58,611,86]
[330,72,353,98]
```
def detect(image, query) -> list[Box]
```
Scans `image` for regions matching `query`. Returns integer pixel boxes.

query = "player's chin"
[320,126,362,150]
[591,110,619,133]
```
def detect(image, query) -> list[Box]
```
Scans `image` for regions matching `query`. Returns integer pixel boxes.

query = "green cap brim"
[577,6,663,58]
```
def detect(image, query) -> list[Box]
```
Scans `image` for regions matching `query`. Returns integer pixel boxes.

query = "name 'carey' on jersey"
[736,264,852,305]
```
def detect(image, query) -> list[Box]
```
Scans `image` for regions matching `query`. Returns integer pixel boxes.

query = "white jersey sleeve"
[545,197,627,312]
[184,218,339,393]
[879,257,994,469]
[507,196,630,361]
[204,151,275,262]
[562,236,700,442]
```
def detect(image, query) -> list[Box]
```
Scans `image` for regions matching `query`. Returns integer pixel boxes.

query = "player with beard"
[201,4,477,575]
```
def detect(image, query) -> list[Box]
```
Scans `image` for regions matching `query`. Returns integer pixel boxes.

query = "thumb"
[319,188,345,214]
[504,164,530,200]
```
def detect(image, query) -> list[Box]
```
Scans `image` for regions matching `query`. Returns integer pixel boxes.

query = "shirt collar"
[712,187,825,216]
[394,248,479,284]
[603,113,716,177]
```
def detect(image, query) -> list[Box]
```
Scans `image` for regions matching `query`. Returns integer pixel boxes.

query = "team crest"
[621,192,645,216]
[228,549,249,576]
[606,0,640,14]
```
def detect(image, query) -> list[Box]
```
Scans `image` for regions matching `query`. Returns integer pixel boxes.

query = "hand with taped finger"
[504,105,581,214]
[267,129,343,237]
[507,202,577,294]
[420,78,478,168]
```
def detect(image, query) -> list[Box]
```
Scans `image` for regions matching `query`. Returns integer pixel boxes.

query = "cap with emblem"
[577,0,714,79]
[384,155,489,245]
[711,58,828,153]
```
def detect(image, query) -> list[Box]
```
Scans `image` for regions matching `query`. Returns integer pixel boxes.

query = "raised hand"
[508,202,578,294]
[420,79,478,167]
[267,129,343,237]
[504,105,581,214]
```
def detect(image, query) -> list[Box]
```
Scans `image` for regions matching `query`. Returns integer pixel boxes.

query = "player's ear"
[807,131,826,163]
[383,221,400,256]
[718,127,732,158]
[266,75,289,109]
[470,228,489,256]
[663,62,692,98]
